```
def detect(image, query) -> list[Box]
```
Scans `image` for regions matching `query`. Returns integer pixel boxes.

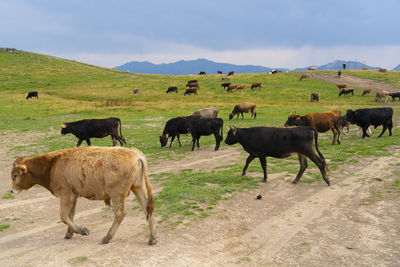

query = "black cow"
[345,108,393,138]
[61,118,126,147]
[224,126,330,185]
[339,89,354,96]
[389,92,400,101]
[221,82,231,89]
[338,70,342,78]
[166,86,178,93]
[228,71,234,76]
[198,71,206,75]
[159,115,200,148]
[184,88,197,95]
[311,93,319,102]
[26,91,38,99]
[190,118,223,151]
[217,71,223,74]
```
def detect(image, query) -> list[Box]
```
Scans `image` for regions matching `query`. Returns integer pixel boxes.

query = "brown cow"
[237,84,247,91]
[378,68,387,72]
[186,81,199,89]
[337,84,347,90]
[375,90,390,103]
[229,102,257,120]
[10,147,157,245]
[193,107,219,118]
[251,82,262,90]
[362,89,372,96]
[284,111,342,145]
[227,83,238,92]
[300,74,311,80]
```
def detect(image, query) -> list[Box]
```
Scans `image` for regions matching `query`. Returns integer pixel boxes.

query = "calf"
[224,126,330,185]
[159,115,200,148]
[229,102,257,120]
[251,82,262,90]
[362,89,372,96]
[184,88,198,95]
[193,107,219,118]
[10,147,157,245]
[311,93,319,102]
[166,86,178,93]
[61,118,126,147]
[26,91,38,99]
[339,88,354,96]
[284,111,341,145]
[389,92,400,101]
[190,118,223,151]
[345,108,393,138]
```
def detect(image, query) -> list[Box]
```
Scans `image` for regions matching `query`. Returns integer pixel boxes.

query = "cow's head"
[224,126,239,145]
[229,113,234,120]
[60,122,70,135]
[345,109,356,123]
[284,113,300,127]
[159,134,169,148]
[10,158,35,193]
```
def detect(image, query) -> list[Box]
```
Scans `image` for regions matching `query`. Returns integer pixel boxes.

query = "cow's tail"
[118,119,127,145]
[311,127,329,172]
[219,120,224,141]
[136,152,155,221]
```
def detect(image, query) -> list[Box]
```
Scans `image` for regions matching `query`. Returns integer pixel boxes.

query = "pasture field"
[0,50,400,266]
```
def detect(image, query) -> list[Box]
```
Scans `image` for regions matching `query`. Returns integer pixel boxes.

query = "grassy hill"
[2,49,400,223]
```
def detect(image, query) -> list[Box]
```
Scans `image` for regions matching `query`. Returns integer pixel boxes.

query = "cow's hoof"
[148,237,158,245]
[80,227,90,236]
[292,180,298,184]
[261,180,267,183]
[102,236,111,244]
[241,172,247,176]
[64,232,73,239]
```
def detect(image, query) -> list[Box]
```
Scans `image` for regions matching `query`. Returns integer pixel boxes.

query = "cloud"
[48,44,400,70]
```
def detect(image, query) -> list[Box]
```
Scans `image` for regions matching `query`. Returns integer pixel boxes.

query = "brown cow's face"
[284,114,299,127]
[229,113,234,120]
[10,160,34,193]
[159,134,169,148]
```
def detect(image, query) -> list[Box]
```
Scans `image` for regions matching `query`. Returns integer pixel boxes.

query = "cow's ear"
[13,158,23,167]
[61,123,67,128]
[15,164,27,174]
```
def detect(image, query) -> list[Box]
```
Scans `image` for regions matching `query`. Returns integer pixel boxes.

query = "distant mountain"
[393,64,400,71]
[115,58,288,75]
[294,60,380,71]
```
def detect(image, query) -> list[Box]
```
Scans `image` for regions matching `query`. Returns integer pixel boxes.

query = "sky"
[1,0,399,69]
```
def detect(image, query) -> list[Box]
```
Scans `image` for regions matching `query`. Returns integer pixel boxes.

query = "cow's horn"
[61,124,66,128]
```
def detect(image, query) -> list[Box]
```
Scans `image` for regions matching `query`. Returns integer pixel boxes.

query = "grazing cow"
[199,71,206,75]
[389,92,400,101]
[299,74,311,80]
[184,88,198,96]
[166,86,178,93]
[217,70,222,74]
[188,80,198,84]
[10,147,157,245]
[190,118,224,151]
[227,83,238,92]
[159,115,200,148]
[237,84,247,91]
[284,111,341,145]
[362,89,372,96]
[271,70,279,74]
[362,68,369,70]
[224,126,330,185]
[193,107,219,118]
[61,118,126,147]
[345,108,393,138]
[311,93,319,102]
[228,71,234,76]
[26,91,38,99]
[251,82,262,90]
[221,82,231,89]
[338,70,342,78]
[339,88,354,96]
[133,88,140,94]
[186,81,199,89]
[337,84,347,90]
[375,90,390,103]
[308,67,317,71]
[229,102,257,120]
[378,68,387,72]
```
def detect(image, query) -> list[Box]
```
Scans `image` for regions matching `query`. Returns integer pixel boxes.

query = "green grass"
[2,49,400,223]
[2,192,15,199]
[0,224,10,232]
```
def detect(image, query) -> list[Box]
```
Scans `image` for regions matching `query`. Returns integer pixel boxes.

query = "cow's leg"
[102,195,128,244]
[77,139,83,147]
[169,135,176,148]
[65,196,78,239]
[335,125,341,145]
[378,124,388,138]
[111,136,117,146]
[214,132,220,151]
[330,128,337,145]
[191,135,196,151]
[85,139,91,146]
[177,134,182,147]
[362,124,371,138]
[60,195,89,237]
[304,151,330,186]
[116,136,125,146]
[259,156,268,182]
[292,153,308,184]
[241,112,244,119]
[196,137,200,149]
[388,120,393,136]
[131,186,157,245]
[242,154,256,176]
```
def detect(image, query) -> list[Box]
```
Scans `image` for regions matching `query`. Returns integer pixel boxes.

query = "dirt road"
[0,131,399,266]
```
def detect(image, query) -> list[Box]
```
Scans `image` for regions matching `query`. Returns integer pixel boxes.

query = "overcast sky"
[1,0,399,69]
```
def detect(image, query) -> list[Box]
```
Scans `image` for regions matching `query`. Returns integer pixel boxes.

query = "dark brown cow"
[251,82,262,90]
[311,93,319,102]
[339,88,354,96]
[229,102,256,120]
[284,111,342,145]
[186,81,199,89]
[362,89,372,96]
[337,84,347,90]
[184,88,198,95]
[10,147,157,245]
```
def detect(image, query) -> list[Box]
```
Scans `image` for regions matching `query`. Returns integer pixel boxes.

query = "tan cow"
[227,83,238,92]
[375,90,390,103]
[10,147,157,245]
[299,74,311,80]
[193,107,219,118]
[237,84,247,91]
[362,89,372,96]
[285,110,342,145]
[229,102,257,120]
